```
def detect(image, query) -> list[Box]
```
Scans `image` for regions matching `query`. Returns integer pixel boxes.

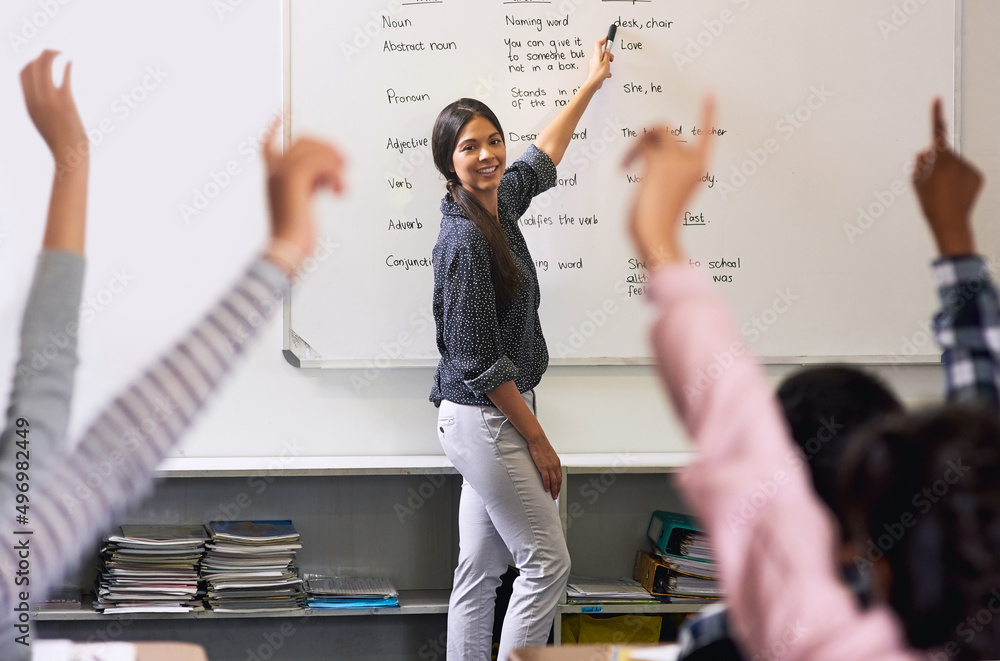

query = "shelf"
[558,602,707,615]
[33,590,451,621]
[153,453,695,478]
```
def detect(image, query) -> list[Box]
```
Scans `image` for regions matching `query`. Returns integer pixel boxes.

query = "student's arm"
[532,38,612,167]
[627,100,920,661]
[0,134,345,650]
[912,100,999,407]
[0,52,89,478]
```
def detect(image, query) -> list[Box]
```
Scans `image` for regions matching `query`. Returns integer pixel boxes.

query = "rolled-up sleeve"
[440,239,518,395]
[500,144,558,220]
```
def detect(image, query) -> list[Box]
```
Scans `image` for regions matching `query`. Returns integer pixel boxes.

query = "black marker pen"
[605,24,617,52]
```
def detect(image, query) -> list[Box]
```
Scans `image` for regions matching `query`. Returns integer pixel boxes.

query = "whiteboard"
[285,0,957,367]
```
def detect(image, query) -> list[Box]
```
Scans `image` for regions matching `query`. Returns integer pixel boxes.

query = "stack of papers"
[203,520,305,613]
[303,576,400,609]
[566,576,658,603]
[95,524,208,614]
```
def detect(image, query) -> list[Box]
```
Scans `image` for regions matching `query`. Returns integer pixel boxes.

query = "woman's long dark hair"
[432,98,522,308]
[839,405,1000,659]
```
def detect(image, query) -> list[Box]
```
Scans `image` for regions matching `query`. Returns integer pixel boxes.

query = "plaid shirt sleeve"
[933,255,1000,408]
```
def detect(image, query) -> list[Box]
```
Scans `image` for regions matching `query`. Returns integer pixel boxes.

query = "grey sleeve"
[0,251,85,472]
[0,258,286,657]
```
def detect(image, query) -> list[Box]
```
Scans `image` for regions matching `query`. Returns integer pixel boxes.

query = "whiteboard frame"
[281,0,962,370]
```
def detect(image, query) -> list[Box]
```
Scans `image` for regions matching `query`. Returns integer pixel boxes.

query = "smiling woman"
[426,35,614,661]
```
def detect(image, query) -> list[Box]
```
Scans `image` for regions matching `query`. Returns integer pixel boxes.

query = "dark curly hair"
[777,366,903,520]
[839,404,1000,659]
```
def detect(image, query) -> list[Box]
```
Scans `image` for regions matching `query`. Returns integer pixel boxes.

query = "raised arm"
[0,131,345,657]
[532,37,612,167]
[1,51,90,480]
[625,100,918,661]
[912,100,999,406]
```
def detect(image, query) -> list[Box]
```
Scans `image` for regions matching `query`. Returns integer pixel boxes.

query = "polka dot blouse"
[430,144,557,407]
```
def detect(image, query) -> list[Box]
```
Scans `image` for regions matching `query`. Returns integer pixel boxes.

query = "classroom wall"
[1,2,997,461]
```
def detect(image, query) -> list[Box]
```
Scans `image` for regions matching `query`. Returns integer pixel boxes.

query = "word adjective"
[623,82,663,95]
[386,88,430,105]
[558,214,598,226]
[385,255,433,270]
[386,135,429,153]
[520,213,553,228]
[683,212,707,225]
[386,176,412,190]
[613,17,674,30]
[383,40,456,53]
[505,14,569,32]
[557,259,584,270]
[387,218,423,231]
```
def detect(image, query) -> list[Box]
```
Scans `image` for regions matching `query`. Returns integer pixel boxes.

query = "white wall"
[3,1,996,461]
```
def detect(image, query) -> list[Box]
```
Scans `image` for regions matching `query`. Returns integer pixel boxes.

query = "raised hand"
[21,50,86,166]
[587,37,614,90]
[624,96,716,268]
[262,119,347,276]
[912,99,982,256]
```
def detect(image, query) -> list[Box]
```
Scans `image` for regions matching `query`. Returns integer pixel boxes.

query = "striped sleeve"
[0,258,286,651]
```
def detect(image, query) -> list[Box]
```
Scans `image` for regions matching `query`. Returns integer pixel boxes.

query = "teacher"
[429,36,613,661]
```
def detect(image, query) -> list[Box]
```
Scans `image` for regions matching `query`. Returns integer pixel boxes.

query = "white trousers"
[437,391,571,661]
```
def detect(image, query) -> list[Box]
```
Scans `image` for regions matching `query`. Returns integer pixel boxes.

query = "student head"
[839,405,1000,659]
[777,366,903,518]
[431,99,521,307]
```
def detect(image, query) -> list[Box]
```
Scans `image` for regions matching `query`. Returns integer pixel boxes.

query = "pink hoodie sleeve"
[648,264,922,661]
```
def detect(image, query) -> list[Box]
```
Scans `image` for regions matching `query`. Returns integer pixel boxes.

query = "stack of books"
[202,520,305,613]
[565,575,659,604]
[636,511,722,603]
[95,524,209,613]
[303,575,400,609]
